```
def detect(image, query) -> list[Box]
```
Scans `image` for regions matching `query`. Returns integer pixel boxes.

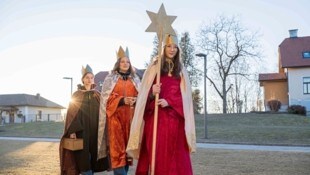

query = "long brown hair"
[161,46,182,77]
[112,57,136,77]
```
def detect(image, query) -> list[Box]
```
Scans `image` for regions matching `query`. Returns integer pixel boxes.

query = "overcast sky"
[0,0,309,107]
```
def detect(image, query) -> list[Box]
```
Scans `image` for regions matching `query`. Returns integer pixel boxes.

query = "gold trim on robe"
[126,60,196,159]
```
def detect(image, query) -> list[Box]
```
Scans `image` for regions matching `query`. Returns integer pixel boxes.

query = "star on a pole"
[145,4,177,39]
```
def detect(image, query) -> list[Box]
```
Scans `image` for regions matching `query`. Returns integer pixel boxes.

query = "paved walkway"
[0,136,59,142]
[1,136,310,153]
[197,143,310,152]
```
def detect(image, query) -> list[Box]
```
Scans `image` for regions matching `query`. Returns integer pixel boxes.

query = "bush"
[267,100,281,112]
[288,105,306,115]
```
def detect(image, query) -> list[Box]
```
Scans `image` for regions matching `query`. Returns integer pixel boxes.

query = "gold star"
[145,4,177,39]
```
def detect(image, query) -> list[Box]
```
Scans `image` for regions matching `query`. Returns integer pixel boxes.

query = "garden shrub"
[287,105,306,115]
[267,100,281,112]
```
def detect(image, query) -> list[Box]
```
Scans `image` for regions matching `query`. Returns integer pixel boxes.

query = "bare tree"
[197,15,261,113]
[243,87,249,113]
[255,80,264,111]
[209,98,221,113]
[0,109,3,125]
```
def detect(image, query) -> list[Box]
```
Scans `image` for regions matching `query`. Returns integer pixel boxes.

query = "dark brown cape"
[59,87,109,175]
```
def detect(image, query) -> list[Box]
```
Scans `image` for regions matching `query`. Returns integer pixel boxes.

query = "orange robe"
[106,78,138,169]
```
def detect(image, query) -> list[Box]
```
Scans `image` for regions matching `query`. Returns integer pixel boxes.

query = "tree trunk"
[222,82,227,114]
[0,111,3,125]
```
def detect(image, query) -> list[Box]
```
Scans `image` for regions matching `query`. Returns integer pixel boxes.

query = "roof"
[94,71,109,91]
[135,68,145,78]
[0,94,65,109]
[94,68,145,91]
[258,73,287,81]
[279,36,310,68]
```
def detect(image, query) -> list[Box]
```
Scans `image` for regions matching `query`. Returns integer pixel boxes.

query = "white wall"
[1,106,64,124]
[288,67,310,111]
[24,106,63,122]
[4,106,64,123]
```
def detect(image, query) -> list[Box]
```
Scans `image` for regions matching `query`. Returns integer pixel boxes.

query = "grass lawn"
[1,113,309,145]
[196,113,310,146]
[0,121,64,138]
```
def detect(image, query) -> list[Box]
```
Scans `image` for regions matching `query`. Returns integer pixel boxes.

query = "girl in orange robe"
[98,47,140,175]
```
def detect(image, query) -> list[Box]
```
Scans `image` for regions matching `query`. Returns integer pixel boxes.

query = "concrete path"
[197,143,310,153]
[1,136,310,153]
[0,136,59,142]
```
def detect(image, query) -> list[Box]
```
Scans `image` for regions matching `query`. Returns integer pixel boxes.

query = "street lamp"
[63,77,73,96]
[195,53,208,139]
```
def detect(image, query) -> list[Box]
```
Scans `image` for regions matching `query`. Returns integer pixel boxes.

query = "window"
[303,51,310,58]
[303,77,310,94]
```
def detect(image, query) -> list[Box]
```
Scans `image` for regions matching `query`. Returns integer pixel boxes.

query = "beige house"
[259,29,310,112]
[0,93,65,124]
[259,73,288,111]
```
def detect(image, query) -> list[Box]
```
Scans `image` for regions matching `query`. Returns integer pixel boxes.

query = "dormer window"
[303,51,310,58]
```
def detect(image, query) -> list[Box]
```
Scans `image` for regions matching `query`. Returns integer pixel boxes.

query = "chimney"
[36,93,40,99]
[289,29,298,38]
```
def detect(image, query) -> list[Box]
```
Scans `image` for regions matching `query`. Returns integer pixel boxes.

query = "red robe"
[136,74,193,175]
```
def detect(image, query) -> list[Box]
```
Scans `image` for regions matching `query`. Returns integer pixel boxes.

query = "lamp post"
[63,77,73,96]
[195,53,208,139]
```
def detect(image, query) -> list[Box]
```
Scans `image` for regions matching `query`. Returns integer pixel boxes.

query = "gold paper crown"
[116,46,130,59]
[164,34,178,46]
[81,64,93,77]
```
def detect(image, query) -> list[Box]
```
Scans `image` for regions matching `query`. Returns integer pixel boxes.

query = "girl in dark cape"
[60,65,109,175]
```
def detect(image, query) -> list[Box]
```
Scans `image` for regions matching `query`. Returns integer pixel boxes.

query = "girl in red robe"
[127,35,196,175]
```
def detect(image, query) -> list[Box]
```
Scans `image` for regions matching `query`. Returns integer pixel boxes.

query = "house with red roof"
[259,29,310,112]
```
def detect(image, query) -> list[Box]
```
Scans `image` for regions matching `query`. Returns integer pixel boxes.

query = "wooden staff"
[145,4,177,174]
[150,30,163,175]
